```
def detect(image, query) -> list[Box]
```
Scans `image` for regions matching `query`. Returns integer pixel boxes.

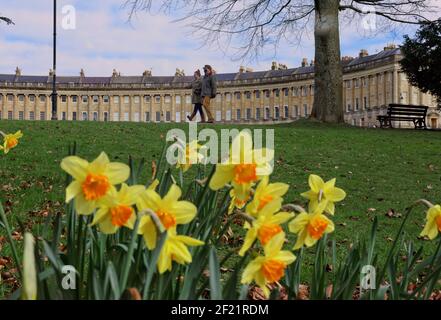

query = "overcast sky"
[0,0,438,76]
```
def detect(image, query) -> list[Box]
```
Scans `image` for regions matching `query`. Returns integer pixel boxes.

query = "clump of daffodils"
[61,152,204,274]
[0,130,23,154]
[208,131,347,298]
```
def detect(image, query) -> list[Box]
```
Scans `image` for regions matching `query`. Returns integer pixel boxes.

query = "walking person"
[201,65,217,123]
[187,69,205,122]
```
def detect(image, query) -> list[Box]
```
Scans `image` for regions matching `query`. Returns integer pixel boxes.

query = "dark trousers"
[189,103,205,121]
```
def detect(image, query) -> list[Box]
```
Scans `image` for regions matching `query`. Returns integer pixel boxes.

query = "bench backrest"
[387,104,428,117]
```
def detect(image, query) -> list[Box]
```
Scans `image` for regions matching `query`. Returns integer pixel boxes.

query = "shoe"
[187,115,193,121]
[206,120,214,123]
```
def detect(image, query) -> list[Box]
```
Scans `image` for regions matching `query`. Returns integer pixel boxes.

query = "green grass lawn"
[1,119,441,296]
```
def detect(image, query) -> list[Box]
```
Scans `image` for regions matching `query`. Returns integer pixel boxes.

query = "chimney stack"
[384,43,396,51]
[239,66,246,73]
[359,49,369,58]
[301,58,308,67]
[15,67,21,77]
[271,61,278,70]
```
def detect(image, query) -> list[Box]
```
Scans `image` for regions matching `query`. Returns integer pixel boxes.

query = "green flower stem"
[120,217,141,294]
[0,203,23,280]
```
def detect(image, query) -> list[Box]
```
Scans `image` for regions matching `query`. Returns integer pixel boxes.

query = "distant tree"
[400,20,441,108]
[125,0,436,123]
[0,15,14,25]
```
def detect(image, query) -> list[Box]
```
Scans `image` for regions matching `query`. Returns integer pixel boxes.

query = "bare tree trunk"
[311,0,344,123]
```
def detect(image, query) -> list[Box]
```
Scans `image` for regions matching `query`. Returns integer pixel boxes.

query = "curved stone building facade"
[0,45,439,128]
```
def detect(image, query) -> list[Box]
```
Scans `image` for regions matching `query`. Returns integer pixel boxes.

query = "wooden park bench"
[377,104,428,129]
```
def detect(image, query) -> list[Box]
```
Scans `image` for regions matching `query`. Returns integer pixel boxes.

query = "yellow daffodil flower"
[239,199,294,256]
[1,130,23,154]
[246,176,289,217]
[301,174,346,215]
[90,184,145,234]
[157,227,204,274]
[420,205,441,240]
[209,131,274,208]
[241,232,296,298]
[288,201,335,250]
[22,233,37,300]
[137,184,197,250]
[176,140,206,173]
[228,188,252,214]
[61,152,130,215]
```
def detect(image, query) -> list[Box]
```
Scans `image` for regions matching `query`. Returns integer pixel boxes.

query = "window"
[82,112,88,121]
[363,78,367,87]
[347,104,352,112]
[62,112,66,120]
[355,79,360,88]
[145,112,150,122]
[265,108,270,120]
[40,95,46,103]
[284,88,289,97]
[246,108,251,120]
[113,112,119,121]
[246,92,251,99]
[0,95,2,102]
[274,107,280,120]
[176,112,181,122]
[310,85,315,96]
[255,91,261,99]
[155,111,161,122]
[216,111,221,121]
[93,112,98,121]
[103,96,109,103]
[134,112,140,122]
[113,96,120,104]
[294,105,299,118]
[29,111,35,120]
[104,112,109,122]
[166,111,171,122]
[124,112,129,121]
[29,95,35,102]
[255,108,261,120]
[284,106,289,118]
[71,95,78,103]
[265,90,270,98]
[92,96,99,104]
[8,111,13,120]
[7,94,13,102]
[61,95,67,103]
[176,96,181,104]
[302,87,308,96]
[144,95,151,103]
[185,95,191,104]
[355,98,359,111]
[236,109,241,120]
[40,111,46,120]
[18,95,24,102]
[346,80,351,89]
[226,93,232,101]
[274,89,280,97]
[303,104,308,117]
[364,97,368,109]
[124,96,130,104]
[293,87,299,97]
[155,96,161,104]
[72,112,77,121]
[19,111,24,120]
[235,92,241,100]
[226,110,232,121]
[164,96,171,104]
[134,96,140,104]
[82,96,88,103]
